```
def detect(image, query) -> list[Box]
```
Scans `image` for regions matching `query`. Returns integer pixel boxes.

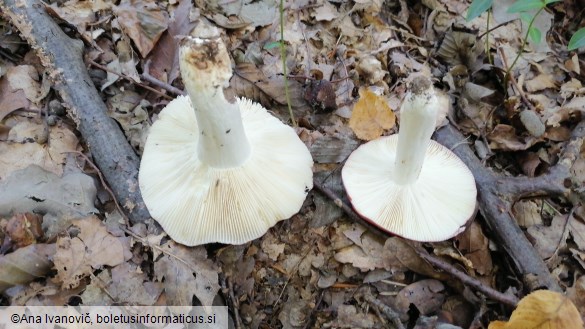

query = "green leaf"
[519,12,533,23]
[466,0,493,21]
[528,27,541,44]
[544,0,561,4]
[568,27,585,50]
[264,41,283,50]
[507,0,545,13]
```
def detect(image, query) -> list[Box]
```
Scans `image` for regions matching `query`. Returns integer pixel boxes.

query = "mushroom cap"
[341,135,477,242]
[139,96,313,246]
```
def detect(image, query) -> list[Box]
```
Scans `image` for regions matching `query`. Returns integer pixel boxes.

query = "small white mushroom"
[342,76,477,242]
[139,29,313,246]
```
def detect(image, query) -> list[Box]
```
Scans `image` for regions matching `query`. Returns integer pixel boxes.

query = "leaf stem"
[279,0,296,127]
[503,7,544,89]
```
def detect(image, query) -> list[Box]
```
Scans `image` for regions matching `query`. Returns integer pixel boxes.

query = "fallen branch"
[434,122,585,292]
[414,248,519,307]
[1,0,150,224]
[313,180,522,306]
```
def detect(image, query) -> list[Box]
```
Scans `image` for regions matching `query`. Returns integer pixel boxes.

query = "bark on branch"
[434,121,585,292]
[0,0,151,223]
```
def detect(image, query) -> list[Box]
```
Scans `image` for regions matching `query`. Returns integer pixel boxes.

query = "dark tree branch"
[1,0,151,224]
[434,122,585,292]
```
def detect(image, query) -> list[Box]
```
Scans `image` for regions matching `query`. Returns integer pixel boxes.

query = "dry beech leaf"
[488,290,584,329]
[0,244,56,293]
[106,262,163,305]
[395,279,445,317]
[232,63,305,108]
[146,0,196,84]
[0,165,97,239]
[113,0,168,58]
[349,88,396,141]
[53,216,129,289]
[456,221,493,275]
[154,241,219,306]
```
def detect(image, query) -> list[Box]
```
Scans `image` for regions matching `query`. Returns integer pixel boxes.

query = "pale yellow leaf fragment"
[349,88,396,141]
[488,290,583,329]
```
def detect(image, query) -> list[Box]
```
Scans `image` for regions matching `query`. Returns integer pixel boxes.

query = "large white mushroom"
[342,76,477,242]
[139,28,313,246]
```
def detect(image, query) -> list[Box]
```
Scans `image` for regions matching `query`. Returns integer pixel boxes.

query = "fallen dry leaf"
[349,87,396,141]
[107,262,163,305]
[147,0,196,84]
[154,241,219,306]
[456,221,493,275]
[4,213,43,249]
[0,165,97,239]
[488,124,537,151]
[0,120,80,179]
[113,0,168,58]
[53,216,129,289]
[395,279,446,318]
[334,225,406,272]
[488,290,583,329]
[0,244,56,293]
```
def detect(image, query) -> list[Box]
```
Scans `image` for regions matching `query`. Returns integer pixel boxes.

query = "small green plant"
[262,0,296,127]
[468,0,573,49]
[466,0,563,90]
[568,27,585,50]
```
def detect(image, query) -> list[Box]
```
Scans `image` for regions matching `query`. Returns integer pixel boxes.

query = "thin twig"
[301,290,324,329]
[226,278,242,329]
[142,60,186,96]
[313,178,520,308]
[64,150,129,226]
[499,47,537,112]
[88,60,173,100]
[413,248,519,307]
[363,293,405,329]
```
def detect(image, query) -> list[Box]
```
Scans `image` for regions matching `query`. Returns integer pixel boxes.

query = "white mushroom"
[342,76,477,242]
[139,30,313,246]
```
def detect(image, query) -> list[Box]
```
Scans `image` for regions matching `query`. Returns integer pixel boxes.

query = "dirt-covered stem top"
[179,35,251,168]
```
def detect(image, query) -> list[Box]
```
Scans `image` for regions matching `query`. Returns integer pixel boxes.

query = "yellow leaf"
[349,88,396,141]
[488,290,584,329]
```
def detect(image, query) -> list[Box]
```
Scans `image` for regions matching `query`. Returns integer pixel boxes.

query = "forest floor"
[1,0,585,328]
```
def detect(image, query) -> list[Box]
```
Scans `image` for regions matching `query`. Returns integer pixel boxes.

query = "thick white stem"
[179,36,251,168]
[394,77,439,185]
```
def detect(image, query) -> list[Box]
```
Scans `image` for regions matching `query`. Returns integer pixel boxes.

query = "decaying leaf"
[349,87,396,141]
[0,120,80,179]
[513,200,543,228]
[395,279,446,318]
[456,221,493,275]
[488,290,583,329]
[53,216,129,289]
[107,90,151,152]
[324,304,380,328]
[0,165,97,238]
[146,0,197,84]
[106,262,163,305]
[154,241,219,306]
[113,0,168,58]
[0,244,56,293]
[488,124,537,151]
[4,213,44,249]
[334,225,405,272]
[0,66,38,122]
